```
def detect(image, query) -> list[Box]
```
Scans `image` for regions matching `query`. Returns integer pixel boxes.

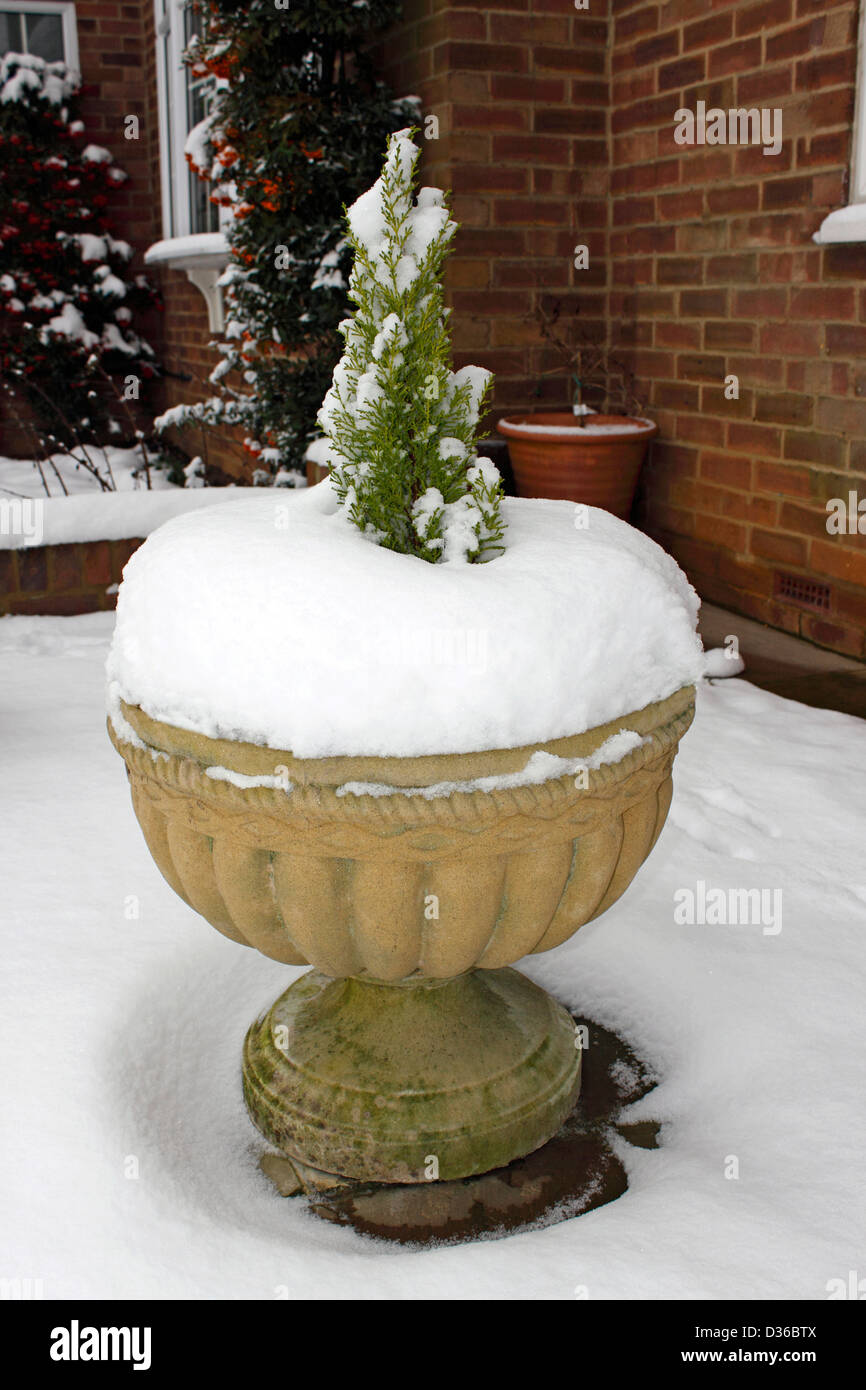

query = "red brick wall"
[0,536,141,614]
[73,1,166,400]
[611,0,866,658]
[74,1,162,258]
[376,0,609,417]
[381,0,866,660]
[156,274,252,480]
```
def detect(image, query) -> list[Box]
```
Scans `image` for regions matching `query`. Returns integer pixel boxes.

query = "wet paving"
[259,1015,660,1246]
[744,667,866,721]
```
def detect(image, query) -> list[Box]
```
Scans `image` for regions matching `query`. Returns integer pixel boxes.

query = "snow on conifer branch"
[316,128,506,564]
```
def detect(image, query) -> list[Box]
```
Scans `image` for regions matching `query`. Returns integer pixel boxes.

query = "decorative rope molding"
[109,689,695,976]
[108,687,695,855]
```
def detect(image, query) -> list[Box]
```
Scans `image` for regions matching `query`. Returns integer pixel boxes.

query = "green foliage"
[166,0,418,480]
[320,129,505,564]
[0,53,159,450]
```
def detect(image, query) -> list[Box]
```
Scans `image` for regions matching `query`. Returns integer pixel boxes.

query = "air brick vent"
[774,571,832,612]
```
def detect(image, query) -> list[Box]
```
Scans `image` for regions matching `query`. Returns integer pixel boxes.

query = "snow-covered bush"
[0,53,160,452]
[318,128,505,565]
[159,0,418,482]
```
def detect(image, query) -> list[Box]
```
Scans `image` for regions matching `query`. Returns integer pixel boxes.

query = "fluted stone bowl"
[109,683,695,1183]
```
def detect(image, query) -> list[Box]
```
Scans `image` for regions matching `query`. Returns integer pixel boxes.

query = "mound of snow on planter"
[106,480,704,759]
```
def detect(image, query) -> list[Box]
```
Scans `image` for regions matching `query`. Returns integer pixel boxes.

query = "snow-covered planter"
[106,131,703,1191]
[106,488,701,1184]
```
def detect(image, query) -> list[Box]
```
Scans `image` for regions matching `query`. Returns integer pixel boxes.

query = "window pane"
[189,79,209,128]
[187,69,219,234]
[184,6,204,44]
[161,29,175,235]
[0,14,25,52]
[169,4,220,235]
[190,173,219,234]
[23,14,64,62]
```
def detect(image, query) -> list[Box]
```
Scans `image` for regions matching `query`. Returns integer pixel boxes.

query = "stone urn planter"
[497,413,657,519]
[108,681,694,1186]
[106,129,704,1205]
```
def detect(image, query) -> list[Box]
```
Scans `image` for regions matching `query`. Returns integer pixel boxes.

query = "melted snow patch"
[336,729,646,800]
[204,765,293,792]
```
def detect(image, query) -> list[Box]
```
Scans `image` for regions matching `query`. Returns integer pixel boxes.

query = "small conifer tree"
[317,128,505,564]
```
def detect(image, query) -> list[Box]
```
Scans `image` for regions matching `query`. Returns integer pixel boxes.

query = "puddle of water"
[261,1013,659,1246]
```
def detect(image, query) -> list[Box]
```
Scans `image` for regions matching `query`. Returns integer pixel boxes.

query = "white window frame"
[154,0,190,241]
[150,0,228,328]
[814,4,866,242]
[153,0,225,242]
[0,1,79,71]
[850,2,866,205]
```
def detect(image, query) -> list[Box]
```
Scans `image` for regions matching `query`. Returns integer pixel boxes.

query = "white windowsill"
[145,232,228,268]
[812,205,866,244]
[144,234,229,332]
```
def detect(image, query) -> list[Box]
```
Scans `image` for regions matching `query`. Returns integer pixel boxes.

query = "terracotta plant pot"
[305,456,330,488]
[108,683,695,1188]
[497,412,657,519]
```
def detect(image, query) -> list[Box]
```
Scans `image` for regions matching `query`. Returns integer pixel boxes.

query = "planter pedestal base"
[243,967,581,1184]
[255,1013,659,1245]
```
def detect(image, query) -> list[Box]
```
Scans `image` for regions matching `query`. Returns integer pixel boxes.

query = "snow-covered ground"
[1,611,864,1299]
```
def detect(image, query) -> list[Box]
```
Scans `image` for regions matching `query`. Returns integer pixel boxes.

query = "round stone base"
[242,967,582,1183]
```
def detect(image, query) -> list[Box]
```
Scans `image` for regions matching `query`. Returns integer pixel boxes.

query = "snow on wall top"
[106,481,705,759]
[0,484,244,551]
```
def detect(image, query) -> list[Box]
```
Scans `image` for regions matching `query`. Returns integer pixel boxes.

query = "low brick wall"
[0,537,143,616]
